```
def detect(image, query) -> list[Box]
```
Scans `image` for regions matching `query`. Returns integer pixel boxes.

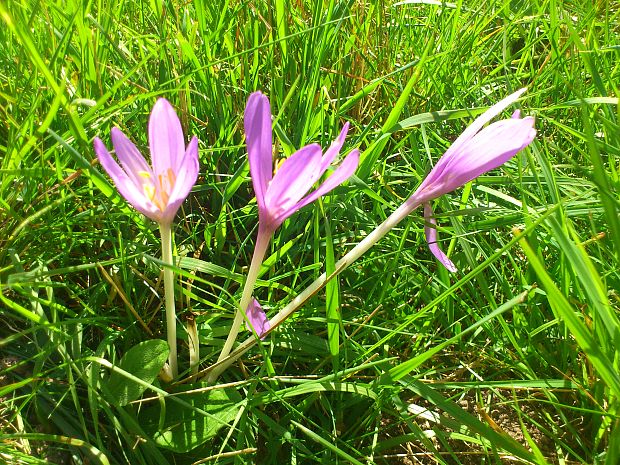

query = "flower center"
[139,169,176,212]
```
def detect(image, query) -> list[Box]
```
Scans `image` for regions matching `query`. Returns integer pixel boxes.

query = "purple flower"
[94,98,199,226]
[410,88,536,271]
[244,91,359,234]
[245,298,270,339]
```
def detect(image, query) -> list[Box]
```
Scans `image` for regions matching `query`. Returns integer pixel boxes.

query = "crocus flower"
[245,298,270,339]
[94,98,199,379]
[245,91,360,234]
[208,92,360,382]
[409,88,536,271]
[94,98,199,226]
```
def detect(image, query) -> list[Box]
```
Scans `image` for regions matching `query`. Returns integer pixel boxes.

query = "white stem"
[206,199,420,377]
[207,229,272,382]
[160,223,178,379]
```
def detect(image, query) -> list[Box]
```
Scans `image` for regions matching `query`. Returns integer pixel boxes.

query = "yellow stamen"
[274,157,285,174]
[142,168,177,212]
[143,183,156,202]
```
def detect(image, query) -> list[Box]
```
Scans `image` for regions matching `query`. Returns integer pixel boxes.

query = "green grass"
[1,0,619,463]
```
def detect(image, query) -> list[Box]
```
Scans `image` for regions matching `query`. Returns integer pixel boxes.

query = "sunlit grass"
[1,0,619,463]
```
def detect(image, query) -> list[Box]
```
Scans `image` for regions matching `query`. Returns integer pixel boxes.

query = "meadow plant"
[209,91,360,381]
[207,87,536,375]
[94,98,199,378]
[93,89,534,385]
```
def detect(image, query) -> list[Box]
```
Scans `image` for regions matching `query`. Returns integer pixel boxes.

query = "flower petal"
[94,137,159,220]
[149,98,185,177]
[110,127,153,188]
[245,92,273,210]
[319,123,349,172]
[245,298,270,339]
[164,136,199,224]
[446,88,528,156]
[292,148,360,213]
[424,203,457,273]
[263,143,323,215]
[438,116,536,192]
[418,88,528,194]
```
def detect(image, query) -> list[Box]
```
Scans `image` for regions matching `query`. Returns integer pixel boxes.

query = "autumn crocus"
[94,98,199,378]
[208,91,359,381]
[245,299,270,340]
[408,88,536,271]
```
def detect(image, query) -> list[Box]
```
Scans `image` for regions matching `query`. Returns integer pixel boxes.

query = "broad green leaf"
[140,386,241,453]
[106,339,169,407]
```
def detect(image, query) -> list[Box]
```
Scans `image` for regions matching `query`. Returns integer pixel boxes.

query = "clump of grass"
[1,1,618,464]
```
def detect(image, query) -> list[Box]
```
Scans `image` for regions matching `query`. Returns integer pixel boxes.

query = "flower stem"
[160,223,178,379]
[205,199,421,377]
[208,227,272,382]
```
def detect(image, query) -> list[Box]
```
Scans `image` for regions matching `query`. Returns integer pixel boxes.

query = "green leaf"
[518,235,620,398]
[356,36,435,180]
[140,386,241,453]
[324,210,341,371]
[106,340,169,407]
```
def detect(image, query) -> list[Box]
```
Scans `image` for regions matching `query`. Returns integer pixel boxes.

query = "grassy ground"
[1,0,619,463]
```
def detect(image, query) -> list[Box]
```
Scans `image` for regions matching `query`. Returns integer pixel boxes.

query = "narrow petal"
[446,88,527,156]
[413,116,535,204]
[438,116,536,192]
[245,298,270,339]
[149,98,185,177]
[110,127,153,188]
[424,203,457,273]
[319,123,349,172]
[94,138,160,221]
[292,148,360,213]
[245,92,273,209]
[164,136,199,224]
[418,88,528,192]
[264,143,323,213]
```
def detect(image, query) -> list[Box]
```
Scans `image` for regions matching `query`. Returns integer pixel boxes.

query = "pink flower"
[94,98,199,226]
[245,91,359,234]
[410,88,536,272]
[245,298,270,339]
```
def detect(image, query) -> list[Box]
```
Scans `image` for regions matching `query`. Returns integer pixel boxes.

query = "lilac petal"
[149,98,185,177]
[264,143,323,213]
[424,203,457,273]
[319,123,349,172]
[419,88,528,192]
[94,138,159,220]
[245,298,270,339]
[413,117,535,205]
[245,92,273,210]
[439,116,536,192]
[446,88,527,156]
[110,127,153,188]
[164,136,199,224]
[293,148,360,213]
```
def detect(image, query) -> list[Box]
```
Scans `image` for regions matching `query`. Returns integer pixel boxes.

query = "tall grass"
[1,0,619,463]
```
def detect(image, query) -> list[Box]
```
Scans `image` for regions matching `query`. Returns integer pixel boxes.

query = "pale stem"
[160,223,178,379]
[207,227,272,382]
[205,198,421,377]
